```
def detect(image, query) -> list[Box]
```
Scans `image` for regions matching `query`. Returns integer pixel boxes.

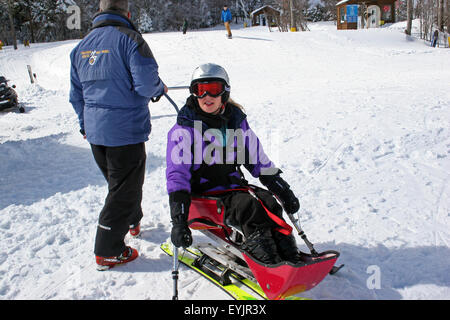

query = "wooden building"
[336,0,396,30]
[250,5,281,30]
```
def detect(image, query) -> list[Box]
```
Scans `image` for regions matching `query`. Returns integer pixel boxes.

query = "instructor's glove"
[259,171,300,214]
[79,128,86,139]
[151,95,162,103]
[169,191,193,248]
[151,85,168,103]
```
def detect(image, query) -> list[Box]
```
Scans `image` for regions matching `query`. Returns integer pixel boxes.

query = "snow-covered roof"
[250,5,280,17]
[336,0,396,5]
[336,0,350,5]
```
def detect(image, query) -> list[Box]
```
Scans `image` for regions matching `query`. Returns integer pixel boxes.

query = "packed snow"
[0,21,449,300]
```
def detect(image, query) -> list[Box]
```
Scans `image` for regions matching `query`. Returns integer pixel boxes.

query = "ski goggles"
[191,81,227,98]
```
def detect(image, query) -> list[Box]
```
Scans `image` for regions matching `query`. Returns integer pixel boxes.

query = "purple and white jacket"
[166,97,278,196]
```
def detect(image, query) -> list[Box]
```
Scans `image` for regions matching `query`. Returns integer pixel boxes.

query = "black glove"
[169,191,193,248]
[151,95,162,103]
[79,128,85,136]
[259,171,300,214]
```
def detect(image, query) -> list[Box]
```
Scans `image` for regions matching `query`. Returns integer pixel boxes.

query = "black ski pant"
[221,189,285,238]
[91,143,146,257]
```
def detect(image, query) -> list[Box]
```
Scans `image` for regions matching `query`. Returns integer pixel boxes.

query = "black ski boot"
[241,229,282,265]
[272,231,305,265]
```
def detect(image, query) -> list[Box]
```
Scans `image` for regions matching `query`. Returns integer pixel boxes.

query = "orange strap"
[202,187,293,235]
[246,188,292,235]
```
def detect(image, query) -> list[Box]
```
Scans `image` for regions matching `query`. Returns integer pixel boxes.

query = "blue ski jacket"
[221,9,232,23]
[69,11,165,147]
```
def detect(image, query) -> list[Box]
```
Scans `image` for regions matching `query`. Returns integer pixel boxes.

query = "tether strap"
[201,187,293,236]
[246,188,293,235]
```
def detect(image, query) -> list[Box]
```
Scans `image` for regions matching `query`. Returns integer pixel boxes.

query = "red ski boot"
[96,247,139,271]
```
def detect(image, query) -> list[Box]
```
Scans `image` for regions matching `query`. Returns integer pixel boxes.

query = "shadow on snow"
[0,133,164,209]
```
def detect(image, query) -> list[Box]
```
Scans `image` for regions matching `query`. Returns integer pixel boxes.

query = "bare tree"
[438,0,444,31]
[405,0,413,35]
[289,0,295,29]
[237,0,250,20]
[5,0,18,49]
[413,0,450,44]
[447,0,450,32]
[276,0,308,31]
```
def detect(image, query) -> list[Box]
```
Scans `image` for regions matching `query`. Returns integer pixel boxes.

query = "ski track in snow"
[0,21,449,300]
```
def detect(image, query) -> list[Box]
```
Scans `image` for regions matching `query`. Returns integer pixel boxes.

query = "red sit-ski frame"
[187,187,340,300]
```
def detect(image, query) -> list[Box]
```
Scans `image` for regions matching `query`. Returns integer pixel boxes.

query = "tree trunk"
[27,2,35,43]
[438,0,444,31]
[289,0,295,30]
[237,0,249,19]
[447,0,450,32]
[7,0,17,49]
[405,0,413,35]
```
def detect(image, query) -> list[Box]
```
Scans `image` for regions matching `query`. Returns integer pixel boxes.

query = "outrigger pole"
[286,212,344,275]
[286,213,318,256]
[166,86,187,300]
[172,245,179,300]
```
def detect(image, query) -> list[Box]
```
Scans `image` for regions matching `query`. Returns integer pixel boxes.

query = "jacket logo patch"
[89,50,98,65]
[80,49,110,66]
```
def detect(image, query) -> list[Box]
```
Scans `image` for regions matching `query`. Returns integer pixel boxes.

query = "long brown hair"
[227,97,245,112]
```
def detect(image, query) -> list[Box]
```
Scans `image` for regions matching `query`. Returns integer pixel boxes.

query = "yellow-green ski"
[161,242,309,300]
[161,242,257,300]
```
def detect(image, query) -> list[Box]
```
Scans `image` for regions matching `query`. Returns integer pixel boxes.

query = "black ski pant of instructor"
[91,143,146,257]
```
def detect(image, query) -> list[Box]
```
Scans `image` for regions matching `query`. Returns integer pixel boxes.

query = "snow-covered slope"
[0,22,449,300]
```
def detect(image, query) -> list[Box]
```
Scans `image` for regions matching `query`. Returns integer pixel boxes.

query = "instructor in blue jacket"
[69,0,167,270]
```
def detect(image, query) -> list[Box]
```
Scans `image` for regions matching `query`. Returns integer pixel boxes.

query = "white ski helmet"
[190,63,230,102]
